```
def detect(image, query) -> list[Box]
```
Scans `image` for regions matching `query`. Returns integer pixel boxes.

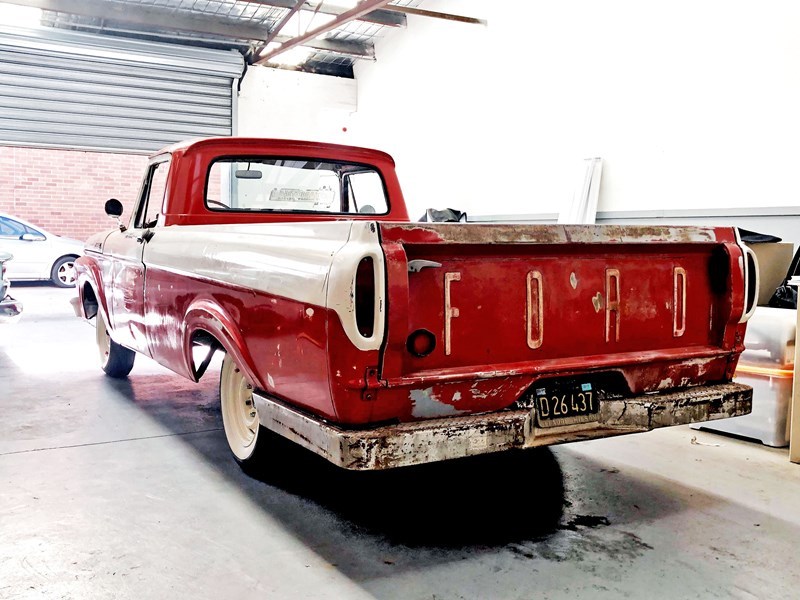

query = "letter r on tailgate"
[444,272,461,356]
[605,268,620,342]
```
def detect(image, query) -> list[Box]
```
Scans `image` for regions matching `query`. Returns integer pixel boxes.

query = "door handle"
[408,259,442,273]
[125,230,154,244]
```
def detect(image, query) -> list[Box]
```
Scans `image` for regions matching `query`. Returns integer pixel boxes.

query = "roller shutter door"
[0,25,244,153]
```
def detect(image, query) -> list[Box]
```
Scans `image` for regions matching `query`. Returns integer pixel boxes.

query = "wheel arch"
[75,257,111,325]
[80,281,99,319]
[183,299,262,387]
[54,253,80,266]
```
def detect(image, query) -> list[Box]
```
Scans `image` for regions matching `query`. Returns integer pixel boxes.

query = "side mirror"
[105,198,124,218]
[104,198,126,231]
[20,233,44,242]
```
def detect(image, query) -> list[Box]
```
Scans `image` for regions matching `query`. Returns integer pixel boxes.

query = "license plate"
[533,381,600,428]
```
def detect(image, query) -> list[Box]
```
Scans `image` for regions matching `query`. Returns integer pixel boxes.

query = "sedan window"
[23,225,45,240]
[0,217,26,238]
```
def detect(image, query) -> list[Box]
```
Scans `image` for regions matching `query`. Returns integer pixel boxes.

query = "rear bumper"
[0,295,22,323]
[254,382,753,470]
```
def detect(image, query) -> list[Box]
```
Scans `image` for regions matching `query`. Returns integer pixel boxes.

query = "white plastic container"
[694,307,795,447]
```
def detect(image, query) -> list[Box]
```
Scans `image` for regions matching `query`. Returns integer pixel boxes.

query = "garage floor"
[2,285,800,600]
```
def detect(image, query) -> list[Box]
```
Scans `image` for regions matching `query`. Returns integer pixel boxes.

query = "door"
[104,157,170,355]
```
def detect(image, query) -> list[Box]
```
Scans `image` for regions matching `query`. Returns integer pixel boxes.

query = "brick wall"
[0,146,149,241]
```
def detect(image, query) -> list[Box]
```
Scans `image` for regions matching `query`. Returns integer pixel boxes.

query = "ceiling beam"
[255,0,393,65]
[2,0,272,40]
[270,34,373,59]
[243,0,405,28]
[263,0,307,47]
[383,5,487,26]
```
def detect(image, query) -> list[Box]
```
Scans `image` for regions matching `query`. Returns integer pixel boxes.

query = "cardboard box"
[746,242,795,306]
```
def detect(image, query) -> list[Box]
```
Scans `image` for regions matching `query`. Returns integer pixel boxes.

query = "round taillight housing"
[407,329,436,357]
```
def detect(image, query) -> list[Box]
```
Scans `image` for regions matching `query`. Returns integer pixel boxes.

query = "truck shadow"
[249,435,566,547]
[108,372,566,547]
[101,370,708,586]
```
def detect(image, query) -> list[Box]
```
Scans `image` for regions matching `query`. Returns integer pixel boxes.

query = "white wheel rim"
[220,355,259,460]
[58,262,76,285]
[96,313,111,367]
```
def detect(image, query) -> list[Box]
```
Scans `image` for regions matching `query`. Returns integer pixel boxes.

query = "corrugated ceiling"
[35,0,427,77]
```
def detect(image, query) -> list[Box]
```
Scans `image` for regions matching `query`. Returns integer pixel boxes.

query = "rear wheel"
[51,256,78,288]
[95,312,135,378]
[220,353,271,469]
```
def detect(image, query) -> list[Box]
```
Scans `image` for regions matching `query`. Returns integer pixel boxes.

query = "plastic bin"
[693,307,794,447]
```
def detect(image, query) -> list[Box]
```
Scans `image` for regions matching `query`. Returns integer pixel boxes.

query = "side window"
[135,160,170,229]
[0,217,26,239]
[23,225,45,240]
[345,171,388,214]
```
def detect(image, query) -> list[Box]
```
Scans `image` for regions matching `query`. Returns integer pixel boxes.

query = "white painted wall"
[350,0,800,220]
[237,65,356,143]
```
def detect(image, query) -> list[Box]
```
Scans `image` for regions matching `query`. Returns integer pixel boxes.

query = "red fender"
[75,255,112,330]
[183,299,262,387]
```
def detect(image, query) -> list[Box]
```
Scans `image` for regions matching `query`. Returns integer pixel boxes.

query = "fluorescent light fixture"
[0,2,41,27]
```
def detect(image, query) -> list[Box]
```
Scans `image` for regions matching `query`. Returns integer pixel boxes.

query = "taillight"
[737,236,759,324]
[355,256,375,337]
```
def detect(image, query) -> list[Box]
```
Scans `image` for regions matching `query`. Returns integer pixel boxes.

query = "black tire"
[51,255,78,288]
[96,312,135,378]
[219,353,273,472]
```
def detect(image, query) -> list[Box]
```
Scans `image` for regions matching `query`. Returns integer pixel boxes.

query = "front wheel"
[95,312,135,378]
[220,353,271,470]
[51,256,78,287]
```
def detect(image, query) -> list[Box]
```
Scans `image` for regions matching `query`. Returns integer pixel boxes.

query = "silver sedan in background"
[0,213,85,287]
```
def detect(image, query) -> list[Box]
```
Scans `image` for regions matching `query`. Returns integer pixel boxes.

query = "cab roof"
[153,137,396,167]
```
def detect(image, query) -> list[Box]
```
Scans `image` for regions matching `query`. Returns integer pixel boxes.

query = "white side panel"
[327,221,385,351]
[142,221,386,350]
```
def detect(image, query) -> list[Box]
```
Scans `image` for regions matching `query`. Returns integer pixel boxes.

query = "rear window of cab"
[205,157,389,215]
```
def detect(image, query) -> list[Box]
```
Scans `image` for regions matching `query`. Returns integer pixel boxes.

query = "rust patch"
[380,223,720,245]
[409,387,467,418]
[600,383,752,429]
[254,382,751,470]
[592,292,604,313]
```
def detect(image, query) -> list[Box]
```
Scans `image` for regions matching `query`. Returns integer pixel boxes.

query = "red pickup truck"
[74,137,755,470]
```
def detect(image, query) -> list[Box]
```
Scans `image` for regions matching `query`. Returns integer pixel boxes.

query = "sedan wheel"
[51,256,77,287]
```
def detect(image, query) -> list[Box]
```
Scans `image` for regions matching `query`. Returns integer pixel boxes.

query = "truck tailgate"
[377,223,753,402]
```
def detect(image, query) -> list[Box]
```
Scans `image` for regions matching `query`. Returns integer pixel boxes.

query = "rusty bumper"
[253,382,752,470]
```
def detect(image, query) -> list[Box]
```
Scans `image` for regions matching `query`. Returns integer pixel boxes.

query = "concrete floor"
[1,284,799,600]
